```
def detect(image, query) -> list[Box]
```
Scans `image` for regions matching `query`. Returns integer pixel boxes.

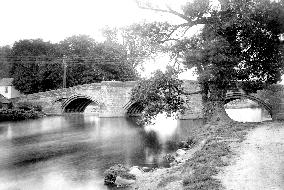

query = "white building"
[0,78,21,99]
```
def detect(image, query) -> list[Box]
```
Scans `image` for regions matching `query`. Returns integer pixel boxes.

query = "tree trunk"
[201,83,232,124]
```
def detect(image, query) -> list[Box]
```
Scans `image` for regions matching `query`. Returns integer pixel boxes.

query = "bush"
[16,102,43,112]
[0,108,42,121]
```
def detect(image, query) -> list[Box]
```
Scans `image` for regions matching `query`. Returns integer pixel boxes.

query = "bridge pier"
[272,98,284,120]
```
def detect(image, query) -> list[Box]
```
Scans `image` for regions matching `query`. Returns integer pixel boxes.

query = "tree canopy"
[131,0,284,123]
[0,46,12,79]
[6,35,139,94]
[9,39,60,94]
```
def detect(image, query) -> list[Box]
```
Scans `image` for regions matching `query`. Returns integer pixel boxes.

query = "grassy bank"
[181,122,257,190]
[133,121,258,190]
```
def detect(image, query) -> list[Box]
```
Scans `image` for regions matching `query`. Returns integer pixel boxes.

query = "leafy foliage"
[7,35,138,94]
[133,0,284,122]
[0,46,12,78]
[130,68,185,124]
[0,108,43,121]
[9,39,60,94]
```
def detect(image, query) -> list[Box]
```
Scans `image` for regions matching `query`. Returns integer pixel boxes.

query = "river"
[0,107,271,190]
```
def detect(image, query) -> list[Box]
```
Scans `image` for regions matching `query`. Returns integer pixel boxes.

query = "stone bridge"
[15,81,284,120]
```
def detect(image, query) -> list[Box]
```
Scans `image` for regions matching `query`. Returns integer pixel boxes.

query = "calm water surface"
[0,108,270,190]
[0,115,204,190]
[226,107,272,122]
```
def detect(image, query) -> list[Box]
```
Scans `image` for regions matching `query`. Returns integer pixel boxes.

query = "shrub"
[16,102,43,112]
[0,108,42,121]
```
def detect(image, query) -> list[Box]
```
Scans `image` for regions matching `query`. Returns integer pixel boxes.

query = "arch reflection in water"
[0,115,199,190]
[225,99,272,122]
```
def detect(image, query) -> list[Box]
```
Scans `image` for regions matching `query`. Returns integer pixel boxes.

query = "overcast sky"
[0,0,198,79]
[0,0,186,46]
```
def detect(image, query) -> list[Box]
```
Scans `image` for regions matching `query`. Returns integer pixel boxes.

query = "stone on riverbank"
[115,176,136,187]
[176,149,186,157]
[129,166,143,176]
[104,164,136,186]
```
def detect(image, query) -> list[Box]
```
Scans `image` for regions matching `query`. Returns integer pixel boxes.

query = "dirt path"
[218,122,284,190]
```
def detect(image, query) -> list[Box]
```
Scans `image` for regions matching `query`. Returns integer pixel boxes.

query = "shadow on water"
[0,107,268,190]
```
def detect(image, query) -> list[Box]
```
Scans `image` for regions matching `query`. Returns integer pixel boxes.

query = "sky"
[0,0,197,79]
[0,0,186,46]
[1,0,283,83]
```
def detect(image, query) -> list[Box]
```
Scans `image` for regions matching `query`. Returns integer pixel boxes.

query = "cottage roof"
[0,78,13,86]
[0,94,10,103]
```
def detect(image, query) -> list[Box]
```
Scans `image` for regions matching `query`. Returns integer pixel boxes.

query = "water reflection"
[226,108,272,122]
[0,107,270,189]
[0,115,198,190]
[145,114,178,143]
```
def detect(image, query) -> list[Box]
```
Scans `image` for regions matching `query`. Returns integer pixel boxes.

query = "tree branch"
[135,0,192,22]
[158,23,193,43]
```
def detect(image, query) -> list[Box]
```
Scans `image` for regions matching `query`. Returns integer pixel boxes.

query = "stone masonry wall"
[99,81,136,117]
[16,80,284,120]
[257,84,284,120]
[16,80,203,118]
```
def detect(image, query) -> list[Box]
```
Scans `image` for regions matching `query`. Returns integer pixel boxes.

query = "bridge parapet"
[14,81,284,120]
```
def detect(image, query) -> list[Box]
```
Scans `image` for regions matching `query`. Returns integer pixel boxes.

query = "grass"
[157,175,180,188]
[181,121,257,190]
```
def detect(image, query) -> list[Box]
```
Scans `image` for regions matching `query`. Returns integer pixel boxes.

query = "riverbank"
[129,121,259,190]
[0,108,45,121]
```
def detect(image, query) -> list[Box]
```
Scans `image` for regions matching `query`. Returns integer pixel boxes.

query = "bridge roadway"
[15,81,284,120]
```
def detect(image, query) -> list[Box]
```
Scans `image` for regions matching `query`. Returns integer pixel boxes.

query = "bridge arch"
[62,94,101,113]
[225,92,272,116]
[124,101,144,116]
[124,92,273,117]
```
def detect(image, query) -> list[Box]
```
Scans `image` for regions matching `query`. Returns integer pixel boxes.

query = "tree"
[59,35,97,57]
[59,35,138,86]
[8,35,139,93]
[9,39,61,94]
[0,46,12,78]
[132,0,284,123]
[102,25,166,71]
[92,42,138,81]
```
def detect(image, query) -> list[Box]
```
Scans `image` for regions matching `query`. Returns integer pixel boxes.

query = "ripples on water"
[0,108,270,190]
[0,114,205,190]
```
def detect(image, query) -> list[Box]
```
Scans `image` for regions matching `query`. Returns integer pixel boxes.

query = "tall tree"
[59,35,138,87]
[0,46,12,78]
[131,0,284,123]
[59,35,96,57]
[8,35,139,94]
[9,39,61,94]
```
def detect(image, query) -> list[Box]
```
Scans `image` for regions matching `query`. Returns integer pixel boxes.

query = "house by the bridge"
[0,94,12,109]
[0,78,21,99]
